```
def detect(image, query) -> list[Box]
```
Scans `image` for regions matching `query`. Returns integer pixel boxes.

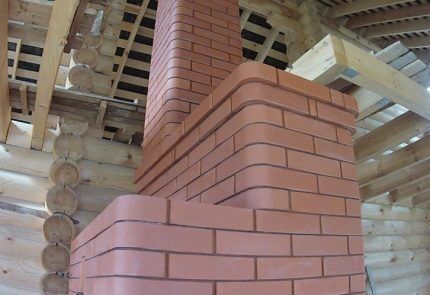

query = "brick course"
[70,196,365,294]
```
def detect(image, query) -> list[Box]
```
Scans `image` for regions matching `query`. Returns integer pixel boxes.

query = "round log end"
[68,65,93,91]
[53,133,85,161]
[43,213,76,245]
[45,184,79,216]
[50,158,80,188]
[41,243,71,272]
[40,272,69,295]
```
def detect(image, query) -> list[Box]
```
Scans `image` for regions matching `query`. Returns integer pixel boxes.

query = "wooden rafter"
[64,0,90,53]
[354,111,430,163]
[402,36,430,49]
[110,0,150,99]
[346,3,430,29]
[255,28,279,62]
[326,0,412,19]
[364,19,430,39]
[0,0,11,143]
[291,35,430,121]
[31,0,80,150]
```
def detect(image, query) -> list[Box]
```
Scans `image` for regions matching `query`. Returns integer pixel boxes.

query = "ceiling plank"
[31,0,80,150]
[364,18,430,39]
[358,135,430,187]
[110,0,149,99]
[8,0,53,27]
[346,3,430,29]
[326,0,412,19]
[354,111,430,163]
[401,36,430,49]
[0,0,11,143]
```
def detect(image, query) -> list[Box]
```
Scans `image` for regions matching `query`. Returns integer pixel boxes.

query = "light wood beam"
[326,0,412,18]
[358,135,430,187]
[0,0,11,143]
[255,28,279,62]
[31,0,80,150]
[291,35,430,121]
[360,160,430,201]
[346,3,430,29]
[390,177,430,204]
[110,0,149,98]
[364,18,430,39]
[240,9,252,30]
[64,0,90,53]
[354,111,430,163]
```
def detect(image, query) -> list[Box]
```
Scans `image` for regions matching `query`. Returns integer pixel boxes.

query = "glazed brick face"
[143,0,242,149]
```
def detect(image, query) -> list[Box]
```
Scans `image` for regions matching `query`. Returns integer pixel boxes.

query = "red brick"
[324,255,365,275]
[294,276,350,295]
[195,11,228,28]
[321,216,362,235]
[217,281,292,295]
[216,144,286,181]
[318,175,360,199]
[309,99,317,116]
[292,235,348,256]
[341,161,357,180]
[315,137,355,163]
[317,101,355,129]
[169,187,188,201]
[256,210,320,234]
[278,69,331,102]
[192,61,230,79]
[170,199,254,230]
[175,127,200,159]
[221,188,290,210]
[188,134,216,165]
[166,157,188,183]
[200,176,235,204]
[201,137,234,172]
[91,250,165,277]
[154,180,177,198]
[109,222,213,254]
[349,236,365,254]
[231,83,309,114]
[216,230,291,256]
[284,111,337,141]
[199,98,231,136]
[344,93,359,114]
[257,257,322,279]
[291,192,346,216]
[169,254,254,280]
[337,127,353,146]
[194,27,229,44]
[235,166,318,194]
[346,199,362,217]
[234,123,314,154]
[288,150,341,177]
[176,161,201,189]
[184,95,212,132]
[92,277,213,295]
[330,89,345,107]
[351,274,366,292]
[187,169,216,198]
[191,81,213,95]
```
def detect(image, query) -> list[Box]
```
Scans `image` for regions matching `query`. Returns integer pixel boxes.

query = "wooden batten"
[0,0,11,143]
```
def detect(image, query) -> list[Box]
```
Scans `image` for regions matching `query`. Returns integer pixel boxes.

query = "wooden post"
[0,0,11,143]
[31,0,80,150]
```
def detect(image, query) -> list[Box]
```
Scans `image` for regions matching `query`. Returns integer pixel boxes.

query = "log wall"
[362,203,430,294]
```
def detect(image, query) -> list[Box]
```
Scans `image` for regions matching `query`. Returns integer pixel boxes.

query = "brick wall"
[143,0,242,149]
[70,195,365,295]
[135,62,360,209]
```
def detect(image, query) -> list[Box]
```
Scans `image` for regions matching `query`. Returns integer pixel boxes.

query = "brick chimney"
[144,0,243,149]
[69,1,366,293]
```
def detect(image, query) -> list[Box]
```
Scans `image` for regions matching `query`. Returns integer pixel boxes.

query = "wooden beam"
[401,36,430,49]
[8,0,53,28]
[346,3,430,29]
[360,159,430,201]
[0,0,11,143]
[390,176,430,204]
[64,0,90,53]
[358,135,430,187]
[31,0,80,150]
[354,111,430,162]
[291,35,430,121]
[240,9,252,30]
[364,18,430,39]
[110,0,149,98]
[255,28,279,62]
[326,0,412,18]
